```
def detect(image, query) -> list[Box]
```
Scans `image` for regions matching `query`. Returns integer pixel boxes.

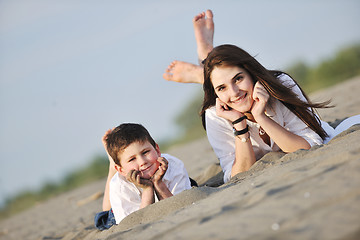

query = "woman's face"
[211,66,255,113]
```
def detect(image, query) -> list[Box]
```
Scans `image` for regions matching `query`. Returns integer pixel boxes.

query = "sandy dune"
[1,77,359,240]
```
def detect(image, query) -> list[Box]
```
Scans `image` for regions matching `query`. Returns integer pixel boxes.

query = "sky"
[0,0,359,206]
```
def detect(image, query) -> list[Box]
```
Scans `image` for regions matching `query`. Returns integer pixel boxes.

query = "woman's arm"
[256,115,311,152]
[252,82,311,152]
[232,120,256,176]
[215,98,257,177]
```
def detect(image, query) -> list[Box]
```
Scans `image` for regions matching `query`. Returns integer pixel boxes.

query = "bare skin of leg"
[102,160,116,211]
[163,10,214,84]
[163,60,204,84]
[193,9,214,64]
[102,129,116,211]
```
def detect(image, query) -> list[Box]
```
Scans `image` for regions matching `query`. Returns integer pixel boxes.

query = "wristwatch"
[233,125,250,142]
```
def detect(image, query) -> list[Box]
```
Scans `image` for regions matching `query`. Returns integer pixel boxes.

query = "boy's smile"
[116,141,161,179]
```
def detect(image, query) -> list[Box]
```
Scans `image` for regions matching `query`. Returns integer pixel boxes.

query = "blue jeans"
[94,208,116,230]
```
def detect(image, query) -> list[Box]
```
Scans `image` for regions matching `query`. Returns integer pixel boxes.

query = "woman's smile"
[231,92,248,104]
[211,65,255,113]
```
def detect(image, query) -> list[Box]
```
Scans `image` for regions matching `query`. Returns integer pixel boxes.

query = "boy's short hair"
[106,123,157,166]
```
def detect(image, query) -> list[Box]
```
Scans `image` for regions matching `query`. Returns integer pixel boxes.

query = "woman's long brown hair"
[200,44,330,140]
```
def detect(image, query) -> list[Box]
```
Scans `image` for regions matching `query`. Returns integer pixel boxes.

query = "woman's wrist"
[233,125,249,136]
[231,115,247,125]
[253,112,268,123]
[232,114,250,142]
[233,121,247,131]
[235,132,250,143]
[231,114,247,130]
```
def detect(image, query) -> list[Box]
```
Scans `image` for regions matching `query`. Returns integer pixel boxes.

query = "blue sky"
[0,0,359,205]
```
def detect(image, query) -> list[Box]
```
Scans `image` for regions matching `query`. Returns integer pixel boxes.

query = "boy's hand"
[127,170,153,189]
[151,158,173,200]
[151,157,168,184]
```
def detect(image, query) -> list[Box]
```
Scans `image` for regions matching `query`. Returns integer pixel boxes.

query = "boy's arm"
[127,170,155,208]
[140,187,155,209]
[153,181,173,200]
[152,157,173,200]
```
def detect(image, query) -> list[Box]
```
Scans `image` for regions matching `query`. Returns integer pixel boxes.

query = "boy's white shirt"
[109,153,191,224]
[205,73,336,183]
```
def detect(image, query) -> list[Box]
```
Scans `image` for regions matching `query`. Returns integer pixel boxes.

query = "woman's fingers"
[253,82,269,103]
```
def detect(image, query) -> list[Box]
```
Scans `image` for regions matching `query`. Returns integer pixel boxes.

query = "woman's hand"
[251,82,269,121]
[215,98,244,122]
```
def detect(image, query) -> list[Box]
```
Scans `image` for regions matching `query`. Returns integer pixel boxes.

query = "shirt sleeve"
[278,74,323,146]
[109,173,141,224]
[278,73,308,102]
[205,107,235,182]
[279,101,323,147]
[162,154,192,195]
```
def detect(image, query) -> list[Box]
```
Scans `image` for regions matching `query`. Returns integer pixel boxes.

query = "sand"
[0,77,359,240]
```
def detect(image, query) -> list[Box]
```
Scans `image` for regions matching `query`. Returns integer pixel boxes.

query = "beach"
[1,76,359,240]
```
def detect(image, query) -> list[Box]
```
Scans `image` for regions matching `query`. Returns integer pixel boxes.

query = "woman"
[164,10,359,183]
[201,44,331,182]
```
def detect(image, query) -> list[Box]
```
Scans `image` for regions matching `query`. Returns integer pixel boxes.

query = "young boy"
[95,123,192,230]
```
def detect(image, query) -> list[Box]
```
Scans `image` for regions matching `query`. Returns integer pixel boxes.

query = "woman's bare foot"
[193,9,214,63]
[163,61,204,84]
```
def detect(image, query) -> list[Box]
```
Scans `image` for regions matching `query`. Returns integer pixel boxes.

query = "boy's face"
[115,140,161,179]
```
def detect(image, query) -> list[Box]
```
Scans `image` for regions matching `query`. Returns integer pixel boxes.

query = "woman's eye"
[235,76,243,82]
[129,158,135,162]
[217,86,224,92]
